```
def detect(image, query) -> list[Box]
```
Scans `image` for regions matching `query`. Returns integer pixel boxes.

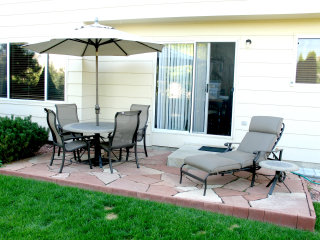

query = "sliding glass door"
[193,42,235,135]
[156,42,235,136]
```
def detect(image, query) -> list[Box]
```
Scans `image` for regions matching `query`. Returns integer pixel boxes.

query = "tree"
[296,51,318,83]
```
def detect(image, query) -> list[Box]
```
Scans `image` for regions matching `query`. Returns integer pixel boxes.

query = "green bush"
[0,115,48,164]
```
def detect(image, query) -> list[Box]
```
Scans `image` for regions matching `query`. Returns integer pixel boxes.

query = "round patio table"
[259,160,299,195]
[64,122,114,167]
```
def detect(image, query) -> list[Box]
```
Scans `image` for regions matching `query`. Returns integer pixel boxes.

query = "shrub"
[0,115,48,164]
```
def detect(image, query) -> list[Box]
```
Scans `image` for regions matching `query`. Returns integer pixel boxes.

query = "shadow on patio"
[0,145,316,231]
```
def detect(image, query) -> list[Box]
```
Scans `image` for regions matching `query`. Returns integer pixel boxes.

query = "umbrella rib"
[113,40,128,56]
[39,39,69,53]
[99,39,128,55]
[81,42,89,57]
[137,41,162,52]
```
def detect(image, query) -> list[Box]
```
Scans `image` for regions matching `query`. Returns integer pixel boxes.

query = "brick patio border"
[0,169,316,231]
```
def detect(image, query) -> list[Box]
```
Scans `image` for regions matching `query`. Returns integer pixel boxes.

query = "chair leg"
[143,135,148,157]
[59,150,65,173]
[108,150,113,174]
[77,149,81,162]
[250,165,257,187]
[119,148,122,161]
[50,145,56,166]
[180,164,186,184]
[88,144,92,169]
[126,147,130,161]
[134,144,139,168]
[73,151,77,162]
[58,147,61,156]
[203,173,210,196]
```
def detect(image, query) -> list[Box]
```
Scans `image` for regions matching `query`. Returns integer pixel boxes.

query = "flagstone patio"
[0,145,316,231]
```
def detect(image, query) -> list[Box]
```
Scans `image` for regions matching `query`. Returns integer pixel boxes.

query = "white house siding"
[74,54,156,141]
[109,19,320,164]
[0,1,320,163]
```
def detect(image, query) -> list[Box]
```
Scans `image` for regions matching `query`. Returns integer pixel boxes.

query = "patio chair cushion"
[238,132,277,154]
[184,154,241,174]
[219,150,257,168]
[249,116,283,135]
[65,140,87,152]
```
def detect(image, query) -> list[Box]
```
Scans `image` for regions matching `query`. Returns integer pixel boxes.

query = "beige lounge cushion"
[238,132,277,154]
[249,116,283,135]
[184,154,241,174]
[220,150,256,168]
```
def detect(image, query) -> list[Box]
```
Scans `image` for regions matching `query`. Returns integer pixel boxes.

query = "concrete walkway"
[0,145,316,231]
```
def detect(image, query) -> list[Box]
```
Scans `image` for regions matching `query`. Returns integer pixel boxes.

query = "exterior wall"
[107,19,320,164]
[0,1,320,163]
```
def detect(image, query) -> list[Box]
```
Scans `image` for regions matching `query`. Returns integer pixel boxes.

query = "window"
[47,54,65,101]
[10,43,45,100]
[296,38,320,84]
[0,42,65,101]
[0,44,7,98]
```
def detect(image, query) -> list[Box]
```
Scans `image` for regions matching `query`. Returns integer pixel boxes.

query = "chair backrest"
[237,116,284,161]
[55,104,79,130]
[130,104,150,130]
[44,108,63,146]
[111,111,141,149]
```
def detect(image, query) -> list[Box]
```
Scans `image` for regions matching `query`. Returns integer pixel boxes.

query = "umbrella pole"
[95,49,100,126]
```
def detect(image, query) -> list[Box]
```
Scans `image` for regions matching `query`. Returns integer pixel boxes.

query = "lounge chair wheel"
[279,172,286,183]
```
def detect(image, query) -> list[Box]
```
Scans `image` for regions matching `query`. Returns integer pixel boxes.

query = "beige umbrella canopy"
[23,19,163,125]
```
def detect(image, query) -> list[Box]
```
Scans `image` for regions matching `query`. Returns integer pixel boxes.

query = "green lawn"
[0,175,319,240]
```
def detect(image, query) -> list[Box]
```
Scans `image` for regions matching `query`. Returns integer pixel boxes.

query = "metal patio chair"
[55,104,92,158]
[100,111,141,173]
[44,108,92,173]
[55,104,82,137]
[130,104,150,157]
[180,116,285,195]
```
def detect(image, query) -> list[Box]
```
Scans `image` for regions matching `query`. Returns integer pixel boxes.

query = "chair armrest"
[268,148,283,161]
[252,150,270,163]
[224,142,240,151]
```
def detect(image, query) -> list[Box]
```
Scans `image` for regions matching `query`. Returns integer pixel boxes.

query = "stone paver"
[51,172,70,179]
[160,172,197,187]
[90,172,120,185]
[107,178,149,192]
[17,163,57,177]
[3,161,34,171]
[143,174,162,180]
[67,172,106,187]
[250,192,310,216]
[175,186,199,192]
[123,174,162,185]
[147,185,178,196]
[214,188,248,197]
[224,178,253,192]
[174,189,222,203]
[222,196,250,207]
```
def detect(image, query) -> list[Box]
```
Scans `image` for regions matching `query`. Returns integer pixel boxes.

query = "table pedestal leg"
[94,133,102,168]
[266,171,281,195]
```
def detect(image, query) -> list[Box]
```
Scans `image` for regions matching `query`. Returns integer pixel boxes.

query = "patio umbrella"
[23,19,163,126]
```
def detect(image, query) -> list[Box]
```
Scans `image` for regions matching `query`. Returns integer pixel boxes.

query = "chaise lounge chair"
[180,116,285,195]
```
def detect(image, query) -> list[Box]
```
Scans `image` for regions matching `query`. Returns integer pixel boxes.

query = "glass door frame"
[153,40,238,138]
